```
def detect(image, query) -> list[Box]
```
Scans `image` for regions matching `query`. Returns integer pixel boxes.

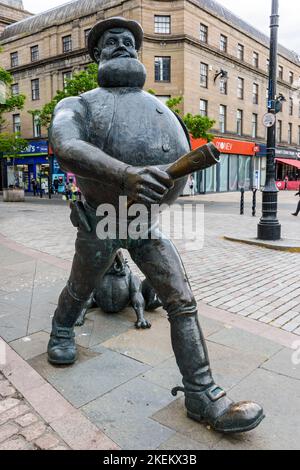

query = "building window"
[200,63,208,88]
[289,71,294,85]
[31,79,40,101]
[11,83,19,96]
[84,29,91,47]
[237,77,244,99]
[63,71,72,88]
[154,15,171,34]
[220,77,227,94]
[220,34,227,53]
[253,52,259,68]
[10,52,18,68]
[200,99,208,117]
[13,114,21,133]
[288,123,293,144]
[62,35,72,53]
[30,45,39,62]
[237,109,243,136]
[200,23,208,43]
[252,113,258,138]
[219,105,226,133]
[253,83,259,104]
[289,97,293,116]
[237,43,244,61]
[277,120,282,143]
[33,114,41,138]
[278,65,283,80]
[155,57,171,82]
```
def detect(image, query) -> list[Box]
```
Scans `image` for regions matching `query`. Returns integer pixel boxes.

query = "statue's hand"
[123,166,174,206]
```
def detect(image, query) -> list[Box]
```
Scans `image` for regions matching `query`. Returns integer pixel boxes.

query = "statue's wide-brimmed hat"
[88,17,144,62]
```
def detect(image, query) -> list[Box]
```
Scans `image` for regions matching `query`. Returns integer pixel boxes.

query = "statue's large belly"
[87,90,189,205]
[101,90,190,168]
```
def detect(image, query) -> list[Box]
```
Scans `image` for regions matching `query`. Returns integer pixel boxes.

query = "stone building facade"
[0,1,31,33]
[1,0,300,193]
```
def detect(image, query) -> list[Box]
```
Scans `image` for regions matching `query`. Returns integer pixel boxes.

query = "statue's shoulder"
[81,87,110,104]
[54,95,86,114]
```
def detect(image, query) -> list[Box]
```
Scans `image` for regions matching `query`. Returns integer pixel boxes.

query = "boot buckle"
[206,386,226,402]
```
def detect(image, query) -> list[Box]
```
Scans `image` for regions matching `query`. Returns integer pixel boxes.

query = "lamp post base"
[257,188,281,241]
[257,222,281,241]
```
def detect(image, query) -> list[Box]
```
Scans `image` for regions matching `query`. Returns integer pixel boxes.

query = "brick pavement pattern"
[0,372,69,450]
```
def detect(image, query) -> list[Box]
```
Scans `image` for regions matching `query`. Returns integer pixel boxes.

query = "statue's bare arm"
[50,96,173,205]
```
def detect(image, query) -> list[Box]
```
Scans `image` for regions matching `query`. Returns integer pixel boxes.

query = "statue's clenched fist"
[122,166,174,206]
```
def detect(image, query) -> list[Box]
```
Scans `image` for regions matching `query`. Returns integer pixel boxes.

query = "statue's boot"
[170,313,265,433]
[48,318,77,365]
[47,286,88,365]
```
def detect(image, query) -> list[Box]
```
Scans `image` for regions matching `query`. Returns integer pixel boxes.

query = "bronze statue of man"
[48,17,264,434]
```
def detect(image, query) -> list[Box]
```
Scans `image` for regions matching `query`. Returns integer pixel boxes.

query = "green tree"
[166,95,215,141]
[0,132,28,186]
[183,113,215,142]
[34,63,98,127]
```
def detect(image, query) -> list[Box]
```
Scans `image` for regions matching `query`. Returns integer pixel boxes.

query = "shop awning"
[275,158,300,169]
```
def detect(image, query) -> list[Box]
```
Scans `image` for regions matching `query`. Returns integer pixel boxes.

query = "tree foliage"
[166,95,215,141]
[35,63,98,127]
[0,132,28,156]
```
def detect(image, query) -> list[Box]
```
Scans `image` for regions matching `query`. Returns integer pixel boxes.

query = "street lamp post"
[257,0,281,240]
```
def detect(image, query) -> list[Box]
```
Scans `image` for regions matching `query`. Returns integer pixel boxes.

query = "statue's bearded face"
[95,27,146,88]
[94,28,138,63]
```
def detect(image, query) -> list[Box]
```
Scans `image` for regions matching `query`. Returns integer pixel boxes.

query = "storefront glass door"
[229,155,238,191]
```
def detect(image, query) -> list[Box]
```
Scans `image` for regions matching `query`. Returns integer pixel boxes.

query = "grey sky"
[22,0,300,54]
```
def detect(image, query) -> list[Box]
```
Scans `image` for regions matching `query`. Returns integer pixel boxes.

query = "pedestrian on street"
[53,177,59,194]
[284,175,289,190]
[31,178,38,196]
[188,174,195,196]
[292,188,300,217]
[40,181,46,198]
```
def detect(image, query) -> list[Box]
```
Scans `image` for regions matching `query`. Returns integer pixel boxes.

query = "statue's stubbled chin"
[98,58,146,88]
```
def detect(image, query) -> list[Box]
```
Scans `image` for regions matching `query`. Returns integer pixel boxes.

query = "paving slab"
[101,316,174,367]
[213,368,300,450]
[82,376,177,449]
[158,433,208,450]
[9,332,49,360]
[151,397,223,448]
[208,326,283,359]
[261,347,300,381]
[82,308,133,347]
[82,377,174,424]
[141,357,182,392]
[0,312,29,342]
[30,349,150,408]
[207,340,267,391]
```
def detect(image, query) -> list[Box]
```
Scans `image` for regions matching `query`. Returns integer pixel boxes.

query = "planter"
[3,188,25,202]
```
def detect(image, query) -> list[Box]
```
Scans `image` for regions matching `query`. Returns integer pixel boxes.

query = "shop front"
[255,145,300,191]
[5,140,49,192]
[191,137,256,193]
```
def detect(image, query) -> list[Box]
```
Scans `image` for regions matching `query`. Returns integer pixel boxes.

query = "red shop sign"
[191,136,255,156]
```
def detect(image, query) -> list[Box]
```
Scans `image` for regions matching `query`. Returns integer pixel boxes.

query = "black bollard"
[240,188,245,215]
[252,188,258,217]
